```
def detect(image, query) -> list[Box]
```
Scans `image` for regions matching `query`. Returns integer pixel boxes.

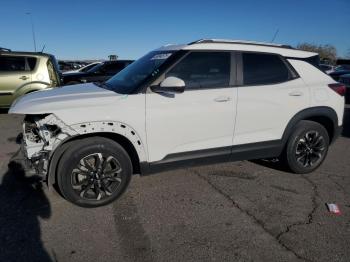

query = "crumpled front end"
[21,114,78,175]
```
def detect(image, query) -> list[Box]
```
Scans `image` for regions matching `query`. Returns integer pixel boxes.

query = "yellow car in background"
[0,48,61,108]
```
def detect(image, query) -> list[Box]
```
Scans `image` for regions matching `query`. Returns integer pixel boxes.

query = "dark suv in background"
[62,60,133,85]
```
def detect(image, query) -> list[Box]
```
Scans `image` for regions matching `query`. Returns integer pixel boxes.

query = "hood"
[9,83,124,114]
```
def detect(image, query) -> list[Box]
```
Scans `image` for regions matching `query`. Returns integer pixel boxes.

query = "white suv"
[10,39,345,207]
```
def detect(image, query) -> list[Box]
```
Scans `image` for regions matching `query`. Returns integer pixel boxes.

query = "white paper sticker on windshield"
[151,53,172,60]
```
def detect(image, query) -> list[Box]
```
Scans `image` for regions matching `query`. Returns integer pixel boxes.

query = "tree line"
[296,43,350,65]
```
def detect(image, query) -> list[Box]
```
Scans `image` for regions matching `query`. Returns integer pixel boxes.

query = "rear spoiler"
[286,55,320,68]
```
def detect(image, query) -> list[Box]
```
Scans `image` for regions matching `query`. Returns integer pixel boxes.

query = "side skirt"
[140,140,283,176]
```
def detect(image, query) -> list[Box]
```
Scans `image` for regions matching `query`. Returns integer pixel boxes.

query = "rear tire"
[57,137,132,207]
[282,120,329,174]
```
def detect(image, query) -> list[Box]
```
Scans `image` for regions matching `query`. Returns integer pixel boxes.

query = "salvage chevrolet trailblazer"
[9,39,345,207]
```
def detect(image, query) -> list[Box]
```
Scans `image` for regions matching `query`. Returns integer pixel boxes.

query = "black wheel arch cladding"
[282,106,339,145]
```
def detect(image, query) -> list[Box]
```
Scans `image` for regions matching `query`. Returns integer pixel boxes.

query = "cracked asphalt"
[0,105,349,262]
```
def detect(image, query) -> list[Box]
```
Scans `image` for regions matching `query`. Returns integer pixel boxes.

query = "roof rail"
[188,39,294,50]
[0,47,11,52]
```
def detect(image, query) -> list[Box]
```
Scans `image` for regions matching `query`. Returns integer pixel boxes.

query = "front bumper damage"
[21,114,77,176]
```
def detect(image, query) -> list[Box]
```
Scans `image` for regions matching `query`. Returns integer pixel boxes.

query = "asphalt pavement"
[0,106,349,262]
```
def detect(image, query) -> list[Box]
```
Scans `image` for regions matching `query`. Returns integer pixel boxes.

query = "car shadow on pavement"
[251,159,288,172]
[0,160,52,261]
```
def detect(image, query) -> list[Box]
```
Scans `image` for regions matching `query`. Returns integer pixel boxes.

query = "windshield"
[104,51,175,94]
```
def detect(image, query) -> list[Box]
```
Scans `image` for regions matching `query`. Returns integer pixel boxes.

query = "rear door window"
[0,56,26,71]
[166,52,231,89]
[242,53,292,85]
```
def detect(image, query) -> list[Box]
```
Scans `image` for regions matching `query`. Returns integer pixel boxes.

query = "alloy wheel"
[295,131,326,168]
[71,153,123,201]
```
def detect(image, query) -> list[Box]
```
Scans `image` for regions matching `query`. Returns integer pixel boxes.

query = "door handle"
[289,91,303,96]
[214,96,231,102]
[19,76,29,80]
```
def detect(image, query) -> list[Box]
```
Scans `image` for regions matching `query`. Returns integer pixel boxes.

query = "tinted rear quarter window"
[27,57,37,70]
[47,59,59,87]
[243,53,291,85]
[166,52,231,89]
[0,56,26,72]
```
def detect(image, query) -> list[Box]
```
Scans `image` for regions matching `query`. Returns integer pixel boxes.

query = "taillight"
[328,83,346,96]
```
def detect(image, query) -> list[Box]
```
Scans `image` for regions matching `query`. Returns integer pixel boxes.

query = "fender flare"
[47,139,74,188]
[281,106,339,145]
[46,120,147,187]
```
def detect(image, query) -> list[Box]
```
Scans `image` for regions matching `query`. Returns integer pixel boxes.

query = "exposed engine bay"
[21,114,146,177]
[22,114,77,175]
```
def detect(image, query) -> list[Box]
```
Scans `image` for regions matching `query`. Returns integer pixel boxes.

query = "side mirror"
[151,76,185,94]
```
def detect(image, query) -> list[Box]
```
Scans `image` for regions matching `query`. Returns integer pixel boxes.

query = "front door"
[146,51,237,162]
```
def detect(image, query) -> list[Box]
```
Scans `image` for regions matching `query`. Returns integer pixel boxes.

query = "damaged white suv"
[10,39,345,207]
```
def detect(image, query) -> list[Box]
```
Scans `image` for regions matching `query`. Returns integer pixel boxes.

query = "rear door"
[233,52,309,145]
[0,55,32,107]
[146,51,237,162]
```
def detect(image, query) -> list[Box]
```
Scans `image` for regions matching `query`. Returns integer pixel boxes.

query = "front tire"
[57,137,132,207]
[283,120,329,174]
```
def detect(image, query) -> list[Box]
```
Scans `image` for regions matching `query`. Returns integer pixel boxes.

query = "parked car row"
[62,60,133,86]
[64,62,101,73]
[319,64,336,74]
[58,60,90,72]
[329,69,350,81]
[322,64,350,102]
